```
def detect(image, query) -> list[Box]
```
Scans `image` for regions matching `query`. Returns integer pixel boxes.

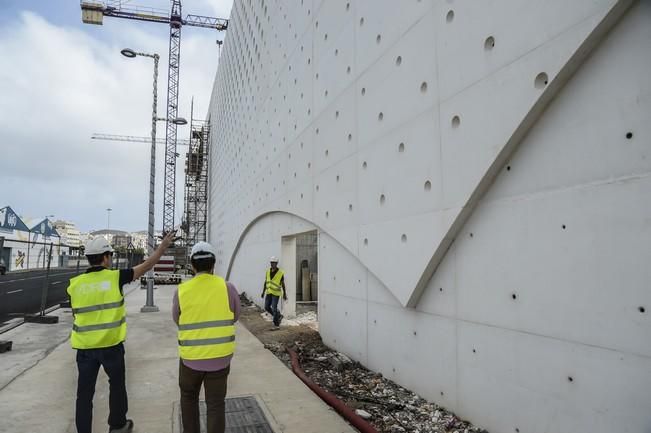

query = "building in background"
[53,220,81,247]
[206,1,651,432]
[129,230,148,251]
[0,206,62,271]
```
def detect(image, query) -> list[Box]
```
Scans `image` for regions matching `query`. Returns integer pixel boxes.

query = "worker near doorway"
[261,256,287,327]
[173,241,241,433]
[68,232,174,433]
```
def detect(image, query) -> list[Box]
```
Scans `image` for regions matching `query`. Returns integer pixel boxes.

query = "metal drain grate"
[180,396,275,433]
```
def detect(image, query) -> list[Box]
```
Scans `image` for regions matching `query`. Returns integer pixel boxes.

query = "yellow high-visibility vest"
[178,273,235,360]
[265,268,284,297]
[67,269,126,349]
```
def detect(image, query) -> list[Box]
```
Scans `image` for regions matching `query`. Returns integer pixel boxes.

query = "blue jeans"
[264,294,282,326]
[75,343,128,433]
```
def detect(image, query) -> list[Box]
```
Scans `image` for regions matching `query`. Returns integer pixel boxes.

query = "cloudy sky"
[0,0,233,233]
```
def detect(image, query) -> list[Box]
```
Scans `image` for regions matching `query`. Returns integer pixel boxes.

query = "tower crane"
[80,0,228,234]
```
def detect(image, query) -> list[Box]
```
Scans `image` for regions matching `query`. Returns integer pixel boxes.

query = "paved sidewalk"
[0,283,355,433]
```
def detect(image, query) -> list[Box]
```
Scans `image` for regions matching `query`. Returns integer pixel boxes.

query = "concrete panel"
[319,291,368,365]
[456,321,651,433]
[366,301,459,412]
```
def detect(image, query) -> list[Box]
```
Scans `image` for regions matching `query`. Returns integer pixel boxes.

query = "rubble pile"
[266,339,488,433]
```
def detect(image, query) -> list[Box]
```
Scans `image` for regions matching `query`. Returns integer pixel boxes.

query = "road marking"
[6,289,23,294]
[0,270,78,285]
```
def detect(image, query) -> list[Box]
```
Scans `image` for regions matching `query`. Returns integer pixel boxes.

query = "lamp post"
[121,48,187,313]
[106,208,112,231]
[43,214,54,268]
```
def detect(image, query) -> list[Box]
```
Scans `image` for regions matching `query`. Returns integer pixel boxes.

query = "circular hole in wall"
[535,72,549,89]
[420,82,428,93]
[316,73,319,79]
[347,66,351,74]
[568,376,574,382]
[398,142,405,152]
[446,10,454,22]
[301,193,304,199]
[376,34,382,44]
[348,133,353,141]
[424,180,432,191]
[401,234,407,243]
[484,36,495,50]
[335,48,339,56]
[363,161,367,169]
[316,185,319,191]
[626,132,633,139]
[308,162,311,168]
[361,87,366,96]
[325,149,329,157]
[316,128,320,135]
[360,17,364,26]
[562,224,567,230]
[512,293,517,300]
[380,194,386,205]
[324,33,328,41]
[336,175,340,182]
[378,112,384,121]
[335,111,340,118]
[639,306,646,313]
[349,204,353,211]
[507,165,511,171]
[325,211,329,218]
[325,89,328,97]
[346,3,350,11]
[396,56,402,66]
[364,238,368,246]
[315,20,319,28]
[452,115,461,128]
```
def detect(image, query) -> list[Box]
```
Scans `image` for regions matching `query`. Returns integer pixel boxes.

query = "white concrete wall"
[208,1,651,432]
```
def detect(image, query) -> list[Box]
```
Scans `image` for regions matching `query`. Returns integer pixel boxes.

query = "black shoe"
[278,314,284,325]
[109,419,134,433]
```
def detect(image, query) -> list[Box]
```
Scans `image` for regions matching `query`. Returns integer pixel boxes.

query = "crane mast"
[80,1,227,236]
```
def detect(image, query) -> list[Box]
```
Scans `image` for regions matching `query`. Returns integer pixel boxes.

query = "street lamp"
[121,47,161,313]
[106,208,112,231]
[156,116,188,125]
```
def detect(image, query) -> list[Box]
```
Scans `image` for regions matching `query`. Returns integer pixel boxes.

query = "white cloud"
[0,1,232,234]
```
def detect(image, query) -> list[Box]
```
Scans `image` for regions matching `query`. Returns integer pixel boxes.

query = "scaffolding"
[183,118,210,254]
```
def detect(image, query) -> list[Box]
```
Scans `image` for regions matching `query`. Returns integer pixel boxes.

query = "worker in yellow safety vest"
[173,241,240,433]
[261,256,287,327]
[67,232,173,433]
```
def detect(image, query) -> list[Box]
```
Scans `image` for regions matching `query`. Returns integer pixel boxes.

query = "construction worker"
[67,232,174,433]
[173,241,240,433]
[261,256,287,327]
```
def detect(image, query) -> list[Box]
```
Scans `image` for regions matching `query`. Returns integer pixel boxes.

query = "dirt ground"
[238,294,488,433]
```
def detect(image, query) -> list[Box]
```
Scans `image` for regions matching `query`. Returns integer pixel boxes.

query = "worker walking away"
[173,241,240,433]
[261,256,287,327]
[68,232,174,433]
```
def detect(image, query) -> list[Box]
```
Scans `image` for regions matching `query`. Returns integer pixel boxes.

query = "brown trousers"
[179,361,230,433]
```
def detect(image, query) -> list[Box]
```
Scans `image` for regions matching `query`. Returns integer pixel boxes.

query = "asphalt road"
[0,268,82,324]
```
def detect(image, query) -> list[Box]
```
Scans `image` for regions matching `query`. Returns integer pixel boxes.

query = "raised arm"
[132,232,175,281]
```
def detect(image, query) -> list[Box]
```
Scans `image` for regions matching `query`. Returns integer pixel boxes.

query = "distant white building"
[129,231,148,251]
[53,220,81,248]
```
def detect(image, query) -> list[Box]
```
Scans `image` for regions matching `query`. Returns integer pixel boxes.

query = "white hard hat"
[191,241,216,259]
[85,237,113,255]
[270,256,279,263]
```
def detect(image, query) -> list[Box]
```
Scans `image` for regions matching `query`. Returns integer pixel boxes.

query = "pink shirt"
[172,279,241,372]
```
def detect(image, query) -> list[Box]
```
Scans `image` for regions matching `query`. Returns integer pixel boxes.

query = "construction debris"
[239,298,488,433]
